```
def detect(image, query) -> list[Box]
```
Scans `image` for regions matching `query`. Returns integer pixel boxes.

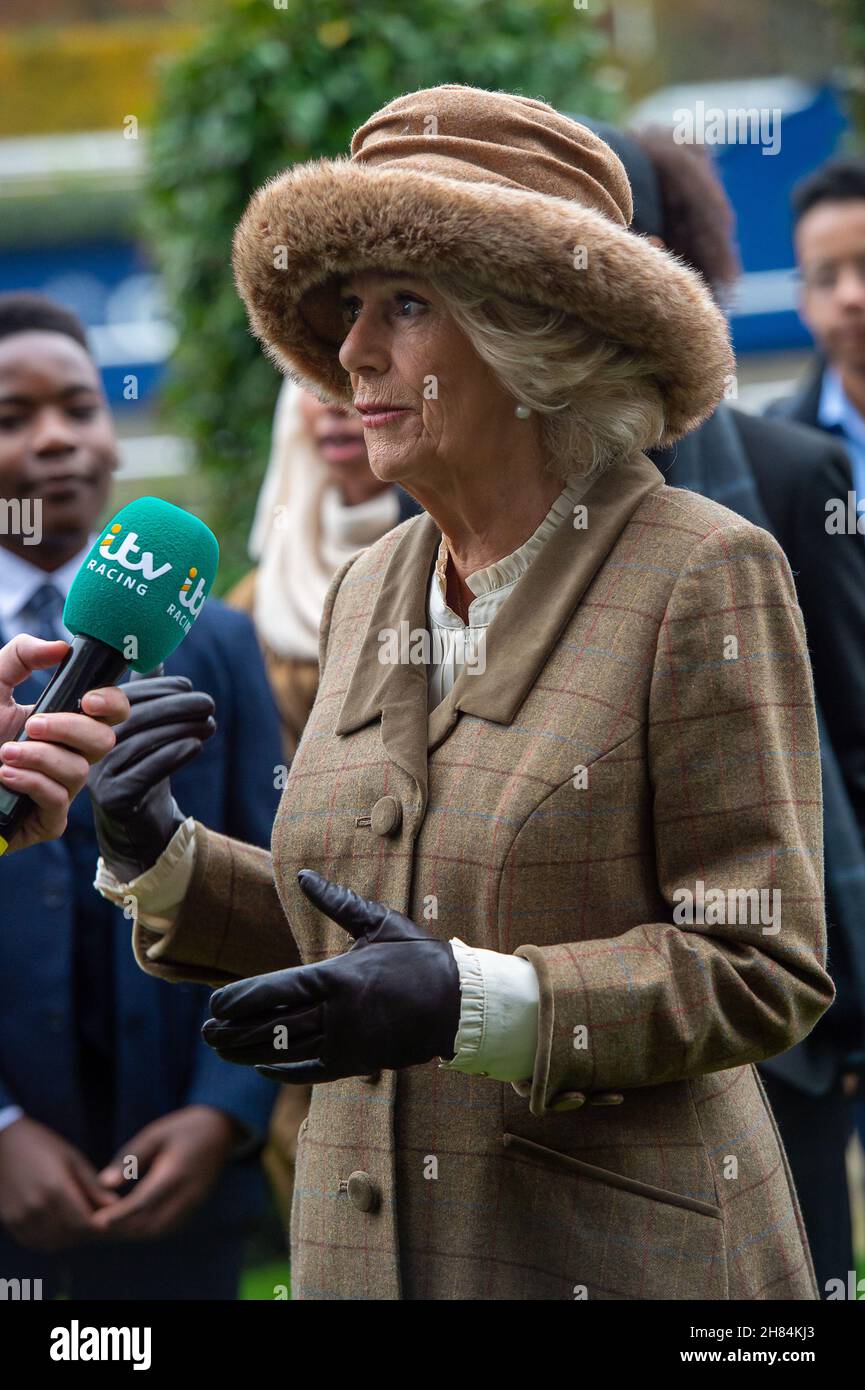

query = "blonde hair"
[434,273,666,481]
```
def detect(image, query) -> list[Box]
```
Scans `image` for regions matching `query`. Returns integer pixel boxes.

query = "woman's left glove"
[201,869,462,1084]
[87,671,215,882]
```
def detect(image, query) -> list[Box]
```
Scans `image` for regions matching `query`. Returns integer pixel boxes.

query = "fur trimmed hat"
[232,84,735,445]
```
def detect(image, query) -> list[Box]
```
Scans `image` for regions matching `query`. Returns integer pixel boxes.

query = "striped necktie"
[20,581,66,692]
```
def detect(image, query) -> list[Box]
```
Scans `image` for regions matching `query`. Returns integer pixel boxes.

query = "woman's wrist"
[438,937,539,1083]
[93,816,198,931]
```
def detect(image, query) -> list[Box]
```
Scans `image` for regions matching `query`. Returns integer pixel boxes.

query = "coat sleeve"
[131,551,361,988]
[512,521,836,1117]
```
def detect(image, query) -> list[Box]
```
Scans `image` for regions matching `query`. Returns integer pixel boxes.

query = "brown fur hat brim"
[232,156,735,446]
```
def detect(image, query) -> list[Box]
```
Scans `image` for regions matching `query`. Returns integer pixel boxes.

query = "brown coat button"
[549,1091,586,1112]
[346,1171,380,1212]
[370,796,402,836]
[588,1091,624,1105]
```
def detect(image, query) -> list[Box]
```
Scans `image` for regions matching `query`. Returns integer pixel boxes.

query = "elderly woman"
[91,86,833,1301]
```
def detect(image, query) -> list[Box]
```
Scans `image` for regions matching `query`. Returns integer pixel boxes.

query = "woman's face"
[297,388,388,503]
[337,271,516,494]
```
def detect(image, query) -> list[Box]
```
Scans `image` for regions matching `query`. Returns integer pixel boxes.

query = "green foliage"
[833,0,865,142]
[240,1258,291,1300]
[141,0,618,589]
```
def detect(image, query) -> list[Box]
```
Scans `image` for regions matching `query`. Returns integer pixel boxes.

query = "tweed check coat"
[133,450,834,1300]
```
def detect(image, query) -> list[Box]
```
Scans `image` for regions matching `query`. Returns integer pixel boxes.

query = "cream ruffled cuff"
[438,937,539,1083]
[92,816,197,932]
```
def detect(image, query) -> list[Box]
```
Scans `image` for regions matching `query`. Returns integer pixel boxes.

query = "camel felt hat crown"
[232,84,735,445]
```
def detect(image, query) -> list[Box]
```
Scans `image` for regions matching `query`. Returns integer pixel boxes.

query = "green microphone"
[0,496,219,855]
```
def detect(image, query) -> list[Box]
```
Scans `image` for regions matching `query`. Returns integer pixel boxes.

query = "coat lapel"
[335,450,666,812]
[334,512,438,810]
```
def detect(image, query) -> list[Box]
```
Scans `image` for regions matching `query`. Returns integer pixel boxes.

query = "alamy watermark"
[0,1276,42,1300]
[0,498,42,545]
[826,491,865,534]
[672,102,781,156]
[377,621,486,674]
[672,880,781,934]
[49,1321,151,1369]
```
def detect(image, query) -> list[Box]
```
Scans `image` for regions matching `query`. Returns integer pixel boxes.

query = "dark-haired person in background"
[0,292,280,1299]
[767,158,865,510]
[579,120,865,1294]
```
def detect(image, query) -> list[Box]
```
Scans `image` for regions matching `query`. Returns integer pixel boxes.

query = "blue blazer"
[0,598,283,1237]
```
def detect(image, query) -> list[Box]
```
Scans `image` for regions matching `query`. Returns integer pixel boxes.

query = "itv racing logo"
[87,526,209,630]
[99,523,172,580]
[88,524,174,598]
[166,566,207,633]
[176,566,206,619]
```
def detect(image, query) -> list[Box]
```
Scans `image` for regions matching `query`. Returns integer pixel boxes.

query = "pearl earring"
[515,404,532,419]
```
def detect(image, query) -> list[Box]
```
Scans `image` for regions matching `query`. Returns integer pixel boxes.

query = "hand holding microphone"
[0,496,219,857]
[0,634,129,856]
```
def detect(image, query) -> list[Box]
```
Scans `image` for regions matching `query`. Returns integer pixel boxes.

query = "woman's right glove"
[201,871,462,1083]
[87,671,216,882]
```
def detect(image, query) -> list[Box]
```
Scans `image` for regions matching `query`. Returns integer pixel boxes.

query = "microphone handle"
[0,634,129,853]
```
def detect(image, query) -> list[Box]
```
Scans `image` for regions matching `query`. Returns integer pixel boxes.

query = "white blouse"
[94,474,594,1085]
[427,475,593,1079]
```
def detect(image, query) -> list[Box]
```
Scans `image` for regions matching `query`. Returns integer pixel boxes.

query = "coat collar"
[335,450,666,811]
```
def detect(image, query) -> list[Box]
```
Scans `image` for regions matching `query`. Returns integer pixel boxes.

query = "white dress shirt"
[0,536,93,644]
[817,364,865,528]
[93,475,592,1084]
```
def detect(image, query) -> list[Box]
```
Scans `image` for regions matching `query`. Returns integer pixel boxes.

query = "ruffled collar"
[430,474,592,629]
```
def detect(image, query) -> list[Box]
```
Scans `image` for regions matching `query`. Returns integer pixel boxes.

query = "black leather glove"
[201,870,462,1084]
[87,669,216,882]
